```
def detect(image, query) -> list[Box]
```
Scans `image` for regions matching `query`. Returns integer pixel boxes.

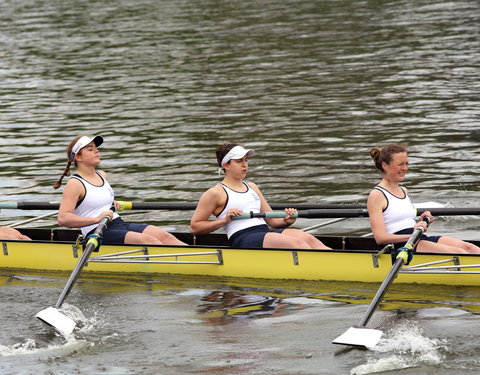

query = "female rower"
[54,135,186,246]
[190,143,330,249]
[367,144,480,254]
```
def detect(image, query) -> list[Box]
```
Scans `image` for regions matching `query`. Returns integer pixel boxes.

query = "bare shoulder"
[61,177,85,208]
[198,184,226,205]
[368,188,383,200]
[246,180,262,194]
[194,184,227,217]
[64,176,84,191]
[367,188,386,210]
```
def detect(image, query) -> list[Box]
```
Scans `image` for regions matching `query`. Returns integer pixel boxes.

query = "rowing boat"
[1,227,480,286]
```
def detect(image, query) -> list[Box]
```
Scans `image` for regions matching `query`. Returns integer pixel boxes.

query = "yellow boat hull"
[1,236,479,286]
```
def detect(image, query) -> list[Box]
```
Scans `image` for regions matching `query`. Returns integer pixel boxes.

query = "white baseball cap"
[70,135,103,161]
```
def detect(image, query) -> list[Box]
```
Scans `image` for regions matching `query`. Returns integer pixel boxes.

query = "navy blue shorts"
[88,217,149,245]
[229,224,284,248]
[393,228,441,250]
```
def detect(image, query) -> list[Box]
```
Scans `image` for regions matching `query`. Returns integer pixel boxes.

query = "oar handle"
[395,216,431,264]
[231,211,298,220]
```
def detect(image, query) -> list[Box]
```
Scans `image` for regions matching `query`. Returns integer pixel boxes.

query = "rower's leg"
[416,239,468,254]
[281,228,331,249]
[437,236,480,254]
[263,232,310,249]
[142,225,187,245]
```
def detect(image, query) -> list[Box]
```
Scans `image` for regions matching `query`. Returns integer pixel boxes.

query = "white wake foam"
[350,322,447,375]
[0,335,83,357]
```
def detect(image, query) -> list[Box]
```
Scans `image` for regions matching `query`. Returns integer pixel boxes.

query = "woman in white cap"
[54,135,186,246]
[190,143,330,249]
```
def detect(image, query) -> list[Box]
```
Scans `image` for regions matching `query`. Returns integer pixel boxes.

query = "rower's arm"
[250,182,295,228]
[190,188,230,235]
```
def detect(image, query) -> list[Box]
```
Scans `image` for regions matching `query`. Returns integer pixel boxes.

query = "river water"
[1,0,480,374]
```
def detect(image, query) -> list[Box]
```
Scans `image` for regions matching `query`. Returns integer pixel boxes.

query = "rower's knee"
[290,238,311,249]
[125,232,163,245]
[465,243,480,254]
[143,233,163,244]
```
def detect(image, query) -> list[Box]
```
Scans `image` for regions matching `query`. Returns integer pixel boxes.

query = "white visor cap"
[70,135,103,161]
[221,145,255,168]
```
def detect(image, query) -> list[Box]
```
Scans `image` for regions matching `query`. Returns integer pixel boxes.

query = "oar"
[0,201,367,211]
[4,200,478,216]
[0,201,60,210]
[232,209,370,219]
[231,206,480,219]
[332,217,431,348]
[36,215,112,337]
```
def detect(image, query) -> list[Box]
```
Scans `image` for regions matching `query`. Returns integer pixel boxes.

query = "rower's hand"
[225,208,242,223]
[113,200,122,211]
[97,210,114,223]
[420,211,435,223]
[283,208,297,225]
[414,220,428,233]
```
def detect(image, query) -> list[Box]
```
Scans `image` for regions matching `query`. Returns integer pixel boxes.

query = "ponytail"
[53,135,83,189]
[53,159,73,189]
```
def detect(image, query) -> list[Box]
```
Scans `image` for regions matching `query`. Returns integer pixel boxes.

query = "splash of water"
[350,322,447,375]
[60,304,103,335]
[0,336,82,357]
[0,303,104,357]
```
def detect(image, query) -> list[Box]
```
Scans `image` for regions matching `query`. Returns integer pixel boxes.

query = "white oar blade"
[332,326,383,348]
[36,306,76,337]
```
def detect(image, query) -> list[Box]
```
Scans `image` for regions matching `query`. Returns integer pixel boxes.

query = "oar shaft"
[417,207,480,216]
[231,208,480,220]
[0,202,60,210]
[0,201,368,211]
[359,257,404,327]
[232,209,369,220]
[54,216,111,309]
[5,200,480,216]
[357,217,430,327]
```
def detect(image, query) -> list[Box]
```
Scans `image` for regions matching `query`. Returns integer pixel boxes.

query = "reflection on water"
[197,290,283,322]
[2,272,480,374]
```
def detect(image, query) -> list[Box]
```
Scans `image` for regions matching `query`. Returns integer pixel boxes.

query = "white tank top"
[72,171,119,235]
[217,182,266,238]
[375,185,416,233]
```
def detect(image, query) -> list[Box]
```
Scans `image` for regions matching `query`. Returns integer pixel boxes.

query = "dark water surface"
[1,0,480,374]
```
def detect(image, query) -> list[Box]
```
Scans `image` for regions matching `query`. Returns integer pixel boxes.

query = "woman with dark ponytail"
[55,135,186,246]
[190,143,330,249]
[367,144,480,254]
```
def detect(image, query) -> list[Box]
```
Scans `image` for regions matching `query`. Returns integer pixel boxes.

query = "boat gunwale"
[2,227,480,258]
